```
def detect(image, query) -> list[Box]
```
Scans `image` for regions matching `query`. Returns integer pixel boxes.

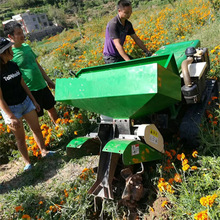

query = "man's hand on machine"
[145,50,152,57]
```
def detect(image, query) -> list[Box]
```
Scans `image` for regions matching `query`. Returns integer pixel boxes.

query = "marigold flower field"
[0,0,220,219]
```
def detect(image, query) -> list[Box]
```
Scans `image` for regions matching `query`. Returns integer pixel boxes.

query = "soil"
[0,155,169,219]
[144,196,170,220]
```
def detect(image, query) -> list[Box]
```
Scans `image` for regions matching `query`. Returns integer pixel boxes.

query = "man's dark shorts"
[31,86,56,117]
[104,55,133,64]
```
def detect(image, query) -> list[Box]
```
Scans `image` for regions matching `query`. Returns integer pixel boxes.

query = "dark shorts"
[31,86,56,117]
[103,55,133,64]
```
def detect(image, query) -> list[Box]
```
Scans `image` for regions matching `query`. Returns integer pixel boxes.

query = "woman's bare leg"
[9,120,30,166]
[23,110,48,157]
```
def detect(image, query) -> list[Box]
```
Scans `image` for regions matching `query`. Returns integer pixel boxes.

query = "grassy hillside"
[0,0,220,219]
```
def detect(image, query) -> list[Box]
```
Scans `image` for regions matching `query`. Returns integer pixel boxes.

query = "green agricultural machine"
[55,40,218,216]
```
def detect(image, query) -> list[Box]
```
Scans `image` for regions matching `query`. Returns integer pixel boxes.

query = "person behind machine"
[103,0,151,64]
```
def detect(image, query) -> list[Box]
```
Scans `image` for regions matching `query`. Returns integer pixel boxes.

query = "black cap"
[0,37,13,54]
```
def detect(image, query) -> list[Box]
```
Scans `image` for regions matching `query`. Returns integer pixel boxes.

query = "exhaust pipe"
[181,47,199,104]
[181,56,193,87]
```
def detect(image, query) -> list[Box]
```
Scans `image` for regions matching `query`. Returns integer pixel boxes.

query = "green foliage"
[47,5,66,26]
[199,107,220,156]
[0,121,17,164]
[7,0,43,9]
[167,156,220,219]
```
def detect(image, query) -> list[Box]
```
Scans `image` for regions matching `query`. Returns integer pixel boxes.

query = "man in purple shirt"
[103,0,151,64]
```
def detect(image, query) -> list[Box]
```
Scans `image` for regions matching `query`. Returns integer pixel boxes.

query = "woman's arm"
[0,88,21,128]
[21,77,41,112]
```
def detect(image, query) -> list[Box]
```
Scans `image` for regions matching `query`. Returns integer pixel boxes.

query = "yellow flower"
[200,194,218,207]
[194,210,209,220]
[161,200,168,207]
[158,178,165,183]
[191,166,198,170]
[182,159,188,166]
[181,153,186,160]
[57,133,63,138]
[149,207,154,212]
[174,173,182,183]
[182,164,190,171]
[192,151,198,158]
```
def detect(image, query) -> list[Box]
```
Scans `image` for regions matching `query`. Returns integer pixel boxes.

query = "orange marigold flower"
[149,207,154,212]
[182,159,188,166]
[65,192,69,198]
[74,131,78,135]
[168,178,174,185]
[82,168,89,173]
[200,194,218,207]
[40,124,48,130]
[213,121,218,126]
[182,164,190,171]
[174,173,182,183]
[211,96,218,100]
[170,149,176,156]
[177,154,182,160]
[64,112,69,117]
[49,206,54,210]
[167,184,174,194]
[57,133,63,138]
[181,153,185,160]
[78,113,83,119]
[161,201,168,207]
[165,151,172,159]
[191,166,198,170]
[192,151,198,158]
[157,182,168,192]
[55,118,61,124]
[15,205,24,212]
[7,126,11,133]
[22,214,31,219]
[158,178,165,183]
[208,113,213,119]
[194,210,210,220]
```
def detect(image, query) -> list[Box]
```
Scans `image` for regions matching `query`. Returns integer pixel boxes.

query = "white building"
[2,10,50,34]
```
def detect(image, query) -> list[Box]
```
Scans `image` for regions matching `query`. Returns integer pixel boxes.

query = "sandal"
[24,164,32,171]
[42,151,56,158]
